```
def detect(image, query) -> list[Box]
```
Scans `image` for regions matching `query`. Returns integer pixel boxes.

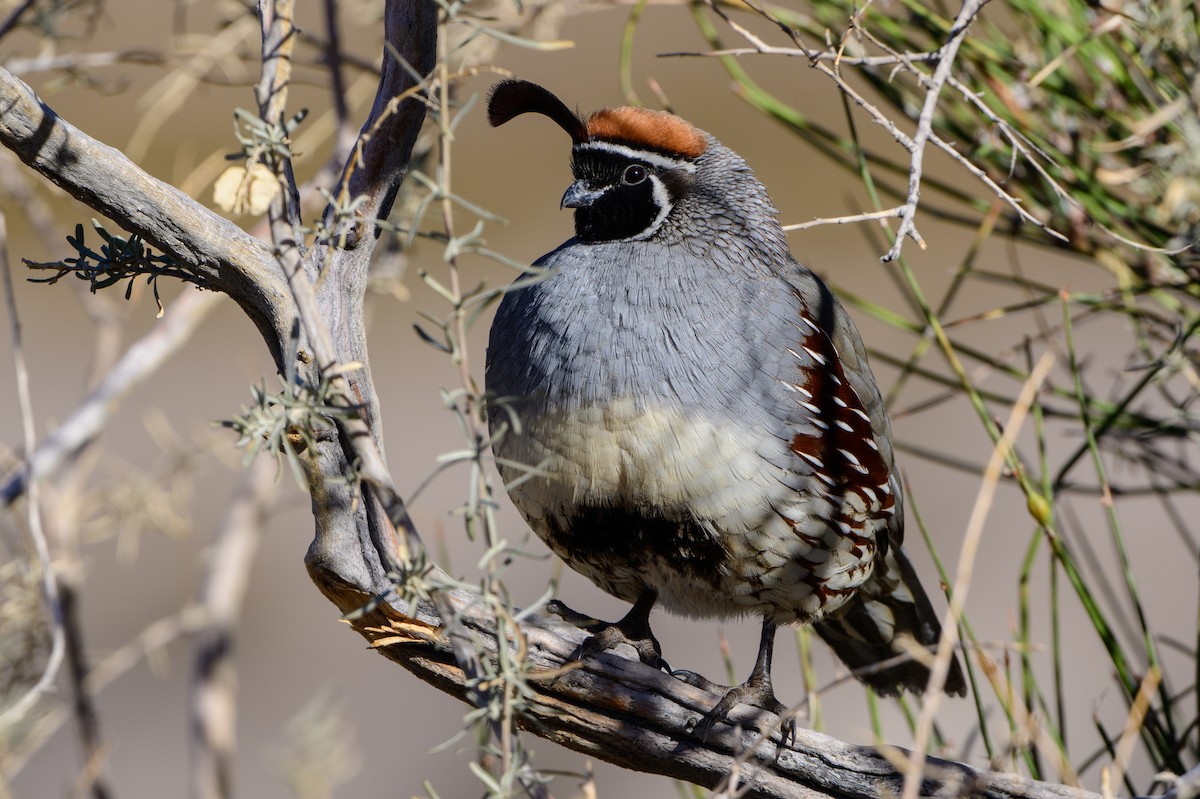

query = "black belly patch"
[545,505,729,584]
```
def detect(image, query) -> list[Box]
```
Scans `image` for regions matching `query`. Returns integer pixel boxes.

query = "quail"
[484,79,966,735]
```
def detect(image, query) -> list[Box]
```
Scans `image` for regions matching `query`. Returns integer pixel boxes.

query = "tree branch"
[348,592,1099,799]
[0,66,294,363]
[298,0,438,608]
[0,288,220,508]
[190,457,275,799]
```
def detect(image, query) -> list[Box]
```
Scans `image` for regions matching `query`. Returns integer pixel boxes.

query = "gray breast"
[485,239,876,619]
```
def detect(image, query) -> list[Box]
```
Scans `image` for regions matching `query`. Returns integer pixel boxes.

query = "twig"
[190,456,275,799]
[58,580,112,799]
[883,0,990,262]
[658,47,942,65]
[256,0,304,242]
[0,0,36,40]
[783,207,904,232]
[0,288,221,508]
[5,51,164,76]
[1104,669,1162,799]
[0,209,66,731]
[901,353,1054,799]
[320,0,357,165]
[699,0,1070,252]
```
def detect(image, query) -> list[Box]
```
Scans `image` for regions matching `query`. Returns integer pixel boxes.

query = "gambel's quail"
[484,79,966,735]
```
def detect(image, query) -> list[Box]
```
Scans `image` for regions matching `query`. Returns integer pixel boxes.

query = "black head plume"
[487,79,588,145]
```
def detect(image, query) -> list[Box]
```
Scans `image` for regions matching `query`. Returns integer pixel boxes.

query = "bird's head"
[487,79,710,244]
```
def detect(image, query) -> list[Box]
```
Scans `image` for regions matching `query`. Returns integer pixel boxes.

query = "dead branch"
[190,457,275,799]
[348,589,1099,799]
[0,65,294,362]
[0,288,221,508]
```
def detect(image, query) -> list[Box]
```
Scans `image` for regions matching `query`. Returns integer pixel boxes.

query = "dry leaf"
[213,162,280,216]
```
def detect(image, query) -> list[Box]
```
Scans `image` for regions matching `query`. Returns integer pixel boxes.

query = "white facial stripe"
[577,141,697,173]
[628,174,672,241]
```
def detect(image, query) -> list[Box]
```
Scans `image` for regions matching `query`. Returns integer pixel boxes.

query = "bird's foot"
[673,668,796,746]
[547,599,669,671]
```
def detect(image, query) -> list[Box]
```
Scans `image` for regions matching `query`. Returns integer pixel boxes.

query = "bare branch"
[0,65,294,362]
[5,51,165,77]
[348,592,1101,799]
[0,208,66,732]
[320,0,356,165]
[880,0,988,262]
[190,457,275,799]
[902,355,1054,799]
[0,0,36,41]
[658,46,942,65]
[298,0,438,604]
[0,288,220,508]
[783,207,905,232]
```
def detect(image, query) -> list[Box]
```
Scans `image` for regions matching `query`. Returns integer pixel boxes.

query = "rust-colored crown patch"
[585,107,708,159]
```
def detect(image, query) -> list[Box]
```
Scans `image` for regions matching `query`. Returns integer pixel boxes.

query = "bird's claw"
[548,599,668,670]
[672,669,797,746]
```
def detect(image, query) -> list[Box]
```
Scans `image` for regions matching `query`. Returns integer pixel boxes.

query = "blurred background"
[1,0,1197,797]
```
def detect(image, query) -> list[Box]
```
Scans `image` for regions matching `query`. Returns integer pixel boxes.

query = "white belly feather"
[496,397,878,621]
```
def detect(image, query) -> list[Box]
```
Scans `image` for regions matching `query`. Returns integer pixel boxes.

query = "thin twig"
[321,0,357,165]
[0,288,220,508]
[0,0,36,40]
[659,46,942,65]
[5,51,164,76]
[883,0,990,262]
[256,0,304,242]
[902,353,1054,799]
[783,207,904,232]
[190,457,275,799]
[57,579,112,799]
[0,209,66,731]
[701,0,1070,252]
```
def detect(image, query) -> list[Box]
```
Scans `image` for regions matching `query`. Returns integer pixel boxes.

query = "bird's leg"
[677,619,795,743]
[548,591,667,670]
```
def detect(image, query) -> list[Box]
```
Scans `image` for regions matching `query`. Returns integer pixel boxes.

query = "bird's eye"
[623,164,648,185]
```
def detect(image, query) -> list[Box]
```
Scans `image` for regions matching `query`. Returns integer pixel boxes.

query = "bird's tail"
[814,547,967,696]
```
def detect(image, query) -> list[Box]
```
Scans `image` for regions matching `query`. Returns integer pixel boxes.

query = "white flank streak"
[800,346,827,366]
